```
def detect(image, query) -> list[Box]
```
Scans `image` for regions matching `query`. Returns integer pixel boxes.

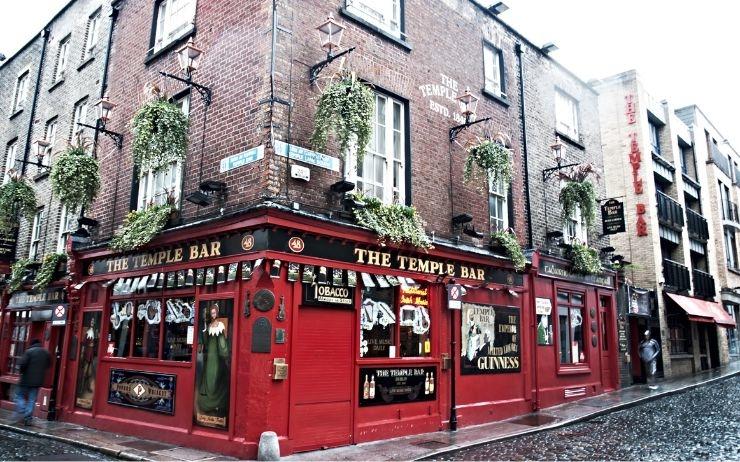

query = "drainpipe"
[515,43,533,249]
[20,29,49,177]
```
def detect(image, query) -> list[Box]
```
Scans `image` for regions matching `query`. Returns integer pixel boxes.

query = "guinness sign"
[302,283,355,307]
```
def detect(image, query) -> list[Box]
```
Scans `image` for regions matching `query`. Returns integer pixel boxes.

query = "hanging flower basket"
[110,204,172,252]
[351,193,432,249]
[131,97,189,173]
[490,230,526,272]
[0,178,37,237]
[8,259,30,293]
[311,72,375,164]
[570,242,603,275]
[464,135,512,185]
[557,163,600,228]
[33,253,67,291]
[51,142,101,210]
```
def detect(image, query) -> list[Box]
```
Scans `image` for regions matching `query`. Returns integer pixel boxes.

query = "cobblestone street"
[433,376,740,461]
[0,428,112,461]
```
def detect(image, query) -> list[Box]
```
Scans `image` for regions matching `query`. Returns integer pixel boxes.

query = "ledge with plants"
[33,253,67,291]
[110,204,173,252]
[557,163,600,229]
[50,141,101,210]
[350,193,432,250]
[0,177,37,237]
[464,133,513,186]
[569,242,603,275]
[131,95,189,173]
[490,230,526,272]
[8,259,31,293]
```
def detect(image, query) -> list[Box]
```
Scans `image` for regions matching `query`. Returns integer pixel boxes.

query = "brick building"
[594,70,736,383]
[1,0,617,457]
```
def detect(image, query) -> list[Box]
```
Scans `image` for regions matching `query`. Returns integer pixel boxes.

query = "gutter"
[515,43,534,249]
[20,29,49,177]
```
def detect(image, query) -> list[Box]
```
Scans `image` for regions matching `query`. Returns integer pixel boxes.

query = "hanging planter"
[0,177,37,237]
[8,259,30,293]
[570,242,603,275]
[557,163,600,228]
[351,193,432,249]
[33,253,67,291]
[311,72,375,164]
[490,230,526,272]
[110,204,172,252]
[131,97,189,173]
[50,142,101,210]
[464,134,512,185]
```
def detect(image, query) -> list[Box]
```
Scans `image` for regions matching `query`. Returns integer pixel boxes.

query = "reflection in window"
[360,286,395,358]
[164,297,195,361]
[133,299,162,358]
[108,301,134,357]
[558,291,585,365]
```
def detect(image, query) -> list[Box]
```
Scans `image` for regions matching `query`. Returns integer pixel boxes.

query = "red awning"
[666,293,736,328]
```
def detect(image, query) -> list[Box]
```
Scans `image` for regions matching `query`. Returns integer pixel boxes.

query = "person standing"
[14,339,51,425]
[639,330,660,390]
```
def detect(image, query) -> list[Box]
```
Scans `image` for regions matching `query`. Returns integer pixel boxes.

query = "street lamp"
[309,12,356,84]
[95,95,116,124]
[542,135,577,181]
[159,38,213,105]
[11,139,52,173]
[77,95,124,149]
[449,88,491,142]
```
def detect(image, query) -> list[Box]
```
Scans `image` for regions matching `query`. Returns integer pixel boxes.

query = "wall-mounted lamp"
[185,179,227,207]
[541,135,578,181]
[159,38,213,105]
[541,42,559,55]
[488,2,509,15]
[70,216,99,243]
[449,88,491,142]
[15,139,53,173]
[310,13,356,84]
[452,213,473,226]
[76,95,124,149]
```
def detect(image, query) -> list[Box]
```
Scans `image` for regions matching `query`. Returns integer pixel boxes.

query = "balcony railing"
[663,259,690,292]
[692,269,716,299]
[686,208,709,241]
[657,191,684,231]
[710,143,731,178]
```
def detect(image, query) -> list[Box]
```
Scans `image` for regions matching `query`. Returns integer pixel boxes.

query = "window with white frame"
[56,205,77,253]
[489,177,508,232]
[3,141,18,185]
[137,94,189,210]
[345,0,403,39]
[347,92,405,205]
[54,35,71,82]
[71,98,89,140]
[82,9,102,60]
[483,43,505,98]
[560,181,588,244]
[29,208,45,261]
[43,118,58,167]
[152,0,197,53]
[649,120,661,155]
[555,89,579,141]
[12,71,30,112]
[725,228,738,269]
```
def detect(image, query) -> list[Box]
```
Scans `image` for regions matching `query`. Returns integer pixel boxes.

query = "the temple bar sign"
[601,199,625,235]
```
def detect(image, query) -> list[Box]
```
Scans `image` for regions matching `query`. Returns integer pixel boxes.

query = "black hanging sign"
[358,366,437,407]
[108,369,176,414]
[601,199,626,235]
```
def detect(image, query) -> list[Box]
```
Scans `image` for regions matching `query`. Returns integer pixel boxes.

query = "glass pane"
[164,297,195,361]
[108,301,134,357]
[76,311,102,409]
[393,131,401,160]
[399,284,431,357]
[194,299,233,429]
[557,292,569,304]
[393,102,401,131]
[374,155,384,184]
[360,287,395,358]
[559,307,570,364]
[570,307,584,363]
[571,293,583,305]
[133,300,162,358]
[537,314,552,345]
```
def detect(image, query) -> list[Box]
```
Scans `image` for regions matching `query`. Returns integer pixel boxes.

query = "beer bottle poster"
[75,311,102,409]
[194,299,233,429]
[460,303,520,374]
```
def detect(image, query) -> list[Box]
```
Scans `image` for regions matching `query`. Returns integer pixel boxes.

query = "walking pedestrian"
[14,339,51,425]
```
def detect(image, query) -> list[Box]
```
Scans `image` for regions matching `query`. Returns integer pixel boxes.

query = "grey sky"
[2,1,738,146]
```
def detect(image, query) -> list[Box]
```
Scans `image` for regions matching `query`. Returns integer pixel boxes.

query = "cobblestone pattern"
[0,427,111,460]
[435,376,740,461]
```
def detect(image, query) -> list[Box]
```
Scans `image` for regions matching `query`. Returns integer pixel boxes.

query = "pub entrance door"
[290,306,353,452]
[598,293,616,390]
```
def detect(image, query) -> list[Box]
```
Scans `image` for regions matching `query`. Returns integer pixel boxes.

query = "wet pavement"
[0,427,113,461]
[432,376,740,461]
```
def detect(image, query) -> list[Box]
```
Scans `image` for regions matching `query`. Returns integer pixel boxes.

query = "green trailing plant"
[50,142,101,210]
[490,230,526,272]
[311,72,375,163]
[8,259,30,293]
[0,177,37,236]
[464,135,512,185]
[351,193,432,249]
[33,253,67,291]
[570,242,603,275]
[557,163,601,229]
[110,204,172,252]
[131,97,189,173]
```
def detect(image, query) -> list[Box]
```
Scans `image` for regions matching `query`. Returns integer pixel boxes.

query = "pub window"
[54,35,71,83]
[360,281,431,359]
[12,71,29,112]
[164,297,195,361]
[8,311,31,375]
[71,97,89,140]
[29,208,45,261]
[344,0,404,40]
[557,290,586,365]
[43,118,58,168]
[151,0,197,54]
[560,181,587,244]
[82,9,102,61]
[133,299,162,358]
[649,120,661,155]
[555,89,579,141]
[483,42,505,98]
[56,205,77,253]
[4,140,18,185]
[489,177,508,232]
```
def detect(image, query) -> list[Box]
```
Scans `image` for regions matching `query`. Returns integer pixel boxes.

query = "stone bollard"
[258,431,280,461]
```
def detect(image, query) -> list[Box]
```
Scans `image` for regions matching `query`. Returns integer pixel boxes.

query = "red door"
[290,307,353,452]
[598,294,615,390]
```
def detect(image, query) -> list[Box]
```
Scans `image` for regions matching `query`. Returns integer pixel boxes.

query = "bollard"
[258,431,280,461]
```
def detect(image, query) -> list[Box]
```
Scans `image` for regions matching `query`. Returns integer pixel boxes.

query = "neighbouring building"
[1,0,618,457]
[594,70,735,383]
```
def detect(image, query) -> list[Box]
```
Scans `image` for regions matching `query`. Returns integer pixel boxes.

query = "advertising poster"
[461,303,520,374]
[359,366,436,406]
[108,369,176,414]
[75,312,102,409]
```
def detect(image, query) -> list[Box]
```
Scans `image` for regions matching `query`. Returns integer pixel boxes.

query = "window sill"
[100,356,193,368]
[77,55,95,72]
[339,8,412,53]
[556,364,591,375]
[48,79,65,93]
[356,357,438,365]
[555,130,585,150]
[728,267,740,276]
[669,353,693,359]
[9,108,23,120]
[33,171,50,182]
[144,26,196,66]
[481,88,510,108]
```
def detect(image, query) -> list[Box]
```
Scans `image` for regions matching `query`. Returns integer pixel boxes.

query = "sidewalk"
[1,362,738,461]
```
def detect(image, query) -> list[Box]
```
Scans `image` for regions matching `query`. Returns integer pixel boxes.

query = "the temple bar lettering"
[355,248,485,281]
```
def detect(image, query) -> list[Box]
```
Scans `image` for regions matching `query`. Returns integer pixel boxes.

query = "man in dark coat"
[14,339,51,425]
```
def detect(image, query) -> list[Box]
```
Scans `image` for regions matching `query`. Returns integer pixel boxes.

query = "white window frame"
[43,118,58,167]
[55,35,71,82]
[56,205,77,253]
[3,141,18,185]
[649,121,661,154]
[483,43,505,98]
[345,0,403,39]
[560,180,588,245]
[152,0,197,53]
[489,177,508,232]
[71,98,89,140]
[83,10,102,60]
[345,91,406,205]
[12,71,30,112]
[29,208,45,261]
[555,89,579,141]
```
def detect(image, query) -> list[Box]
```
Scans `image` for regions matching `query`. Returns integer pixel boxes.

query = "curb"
[416,369,740,460]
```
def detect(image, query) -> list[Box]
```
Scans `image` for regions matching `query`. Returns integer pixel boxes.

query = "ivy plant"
[110,204,172,252]
[557,163,600,229]
[351,193,432,249]
[490,230,526,272]
[131,97,189,173]
[8,259,30,293]
[570,242,603,275]
[33,253,67,291]
[464,137,512,185]
[51,142,101,210]
[0,178,37,236]
[311,72,375,164]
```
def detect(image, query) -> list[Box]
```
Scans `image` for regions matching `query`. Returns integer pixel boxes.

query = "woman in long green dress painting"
[195,303,230,428]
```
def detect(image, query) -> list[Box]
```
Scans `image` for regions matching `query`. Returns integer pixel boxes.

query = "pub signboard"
[601,199,626,235]
[108,369,176,414]
[359,366,437,406]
